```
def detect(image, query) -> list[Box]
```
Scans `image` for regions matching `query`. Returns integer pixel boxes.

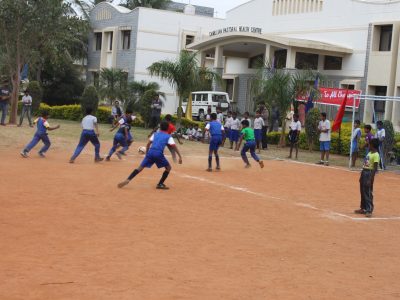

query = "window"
[95,33,102,51]
[107,32,113,51]
[212,94,228,104]
[185,35,195,46]
[379,25,392,51]
[295,52,319,70]
[324,56,342,70]
[274,49,287,69]
[122,30,131,50]
[248,54,264,69]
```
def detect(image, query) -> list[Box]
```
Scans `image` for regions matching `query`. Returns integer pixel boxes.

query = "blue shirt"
[206,121,224,137]
[149,131,175,153]
[34,117,50,135]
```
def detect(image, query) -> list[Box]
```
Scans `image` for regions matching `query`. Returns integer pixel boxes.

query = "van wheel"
[199,111,205,121]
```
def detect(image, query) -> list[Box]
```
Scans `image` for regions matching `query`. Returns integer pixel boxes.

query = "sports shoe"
[354,209,366,214]
[116,152,122,160]
[365,212,373,218]
[325,161,330,166]
[20,151,28,158]
[69,158,75,164]
[216,166,221,171]
[156,183,169,190]
[118,151,127,156]
[95,157,104,163]
[38,152,45,158]
[105,156,111,161]
[316,161,324,165]
[206,168,212,172]
[259,161,264,169]
[118,180,130,189]
[245,164,251,169]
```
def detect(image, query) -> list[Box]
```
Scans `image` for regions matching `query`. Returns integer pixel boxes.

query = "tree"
[127,80,165,127]
[122,0,171,10]
[99,68,128,105]
[252,65,320,147]
[27,81,43,114]
[148,50,220,125]
[0,0,87,124]
[81,86,100,115]
[305,107,320,151]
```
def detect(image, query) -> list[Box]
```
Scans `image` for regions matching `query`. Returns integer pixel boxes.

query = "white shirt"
[118,115,136,125]
[253,117,265,130]
[375,128,385,142]
[230,119,241,130]
[289,120,301,131]
[224,116,233,128]
[318,120,331,142]
[217,113,224,124]
[352,127,362,140]
[82,115,98,130]
[22,95,32,105]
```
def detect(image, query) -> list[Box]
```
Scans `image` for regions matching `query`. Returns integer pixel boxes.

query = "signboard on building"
[209,26,262,37]
[298,87,362,108]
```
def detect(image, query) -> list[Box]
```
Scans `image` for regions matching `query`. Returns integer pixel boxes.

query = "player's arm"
[94,122,100,137]
[170,144,182,164]
[47,124,60,131]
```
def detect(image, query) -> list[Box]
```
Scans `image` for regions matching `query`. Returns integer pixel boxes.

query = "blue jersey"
[207,121,223,137]
[34,117,50,135]
[149,131,174,153]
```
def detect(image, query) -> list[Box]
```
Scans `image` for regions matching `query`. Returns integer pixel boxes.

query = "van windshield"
[212,94,228,104]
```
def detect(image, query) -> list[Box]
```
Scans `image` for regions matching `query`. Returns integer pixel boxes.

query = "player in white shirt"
[241,111,252,128]
[229,112,241,149]
[317,112,331,166]
[253,111,265,153]
[216,107,224,124]
[222,111,233,147]
[375,120,386,169]
[70,108,103,163]
[288,113,301,159]
[18,90,33,127]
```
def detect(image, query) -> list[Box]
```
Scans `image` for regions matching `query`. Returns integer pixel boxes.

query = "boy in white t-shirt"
[222,111,233,147]
[288,113,301,159]
[229,112,241,149]
[375,120,386,170]
[253,110,265,153]
[317,112,331,166]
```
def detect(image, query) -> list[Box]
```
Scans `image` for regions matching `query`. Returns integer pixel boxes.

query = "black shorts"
[288,130,299,144]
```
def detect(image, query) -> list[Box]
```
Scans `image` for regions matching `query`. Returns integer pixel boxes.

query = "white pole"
[349,94,357,169]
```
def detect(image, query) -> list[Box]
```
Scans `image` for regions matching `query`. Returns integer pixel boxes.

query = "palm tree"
[253,64,320,147]
[148,50,220,125]
[122,0,171,9]
[99,68,127,105]
[67,0,110,19]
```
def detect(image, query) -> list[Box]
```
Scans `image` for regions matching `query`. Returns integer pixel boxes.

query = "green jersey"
[241,127,255,141]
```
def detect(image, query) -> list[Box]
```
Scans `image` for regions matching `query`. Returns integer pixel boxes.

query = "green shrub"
[305,108,320,151]
[81,86,99,115]
[28,81,43,114]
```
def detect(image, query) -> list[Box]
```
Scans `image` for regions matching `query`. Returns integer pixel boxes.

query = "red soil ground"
[1,145,400,299]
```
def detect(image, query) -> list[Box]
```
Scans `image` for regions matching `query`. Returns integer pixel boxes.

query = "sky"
[181,0,250,18]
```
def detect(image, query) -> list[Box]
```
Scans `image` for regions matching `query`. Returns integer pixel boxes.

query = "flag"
[186,93,193,121]
[332,90,349,132]
[305,75,319,113]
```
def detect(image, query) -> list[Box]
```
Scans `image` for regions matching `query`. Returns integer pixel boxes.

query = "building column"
[286,48,296,69]
[213,45,224,91]
[264,44,272,65]
[393,88,400,131]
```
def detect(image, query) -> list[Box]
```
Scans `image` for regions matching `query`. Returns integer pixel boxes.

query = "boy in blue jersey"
[236,120,264,169]
[205,113,225,172]
[20,110,60,158]
[106,109,135,160]
[118,121,183,190]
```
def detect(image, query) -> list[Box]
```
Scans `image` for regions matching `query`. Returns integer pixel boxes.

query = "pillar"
[212,45,224,91]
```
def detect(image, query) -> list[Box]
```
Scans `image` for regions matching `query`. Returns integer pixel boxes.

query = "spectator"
[18,90,33,127]
[375,120,386,170]
[317,112,331,166]
[0,82,11,126]
[150,95,162,129]
[260,105,269,149]
[111,101,123,124]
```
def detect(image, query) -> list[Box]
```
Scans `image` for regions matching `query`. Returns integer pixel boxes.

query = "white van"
[182,91,231,121]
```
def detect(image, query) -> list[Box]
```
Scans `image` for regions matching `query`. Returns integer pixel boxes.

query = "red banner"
[298,87,361,108]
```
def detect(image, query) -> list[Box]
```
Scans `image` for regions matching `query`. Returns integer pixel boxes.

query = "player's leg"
[70,131,90,162]
[38,134,51,157]
[107,137,120,160]
[363,172,373,217]
[288,142,294,159]
[355,172,366,214]
[21,134,40,157]
[207,149,213,172]
[157,165,172,190]
[295,141,299,159]
[249,141,264,168]
[88,132,102,162]
[118,165,145,189]
[241,142,251,167]
[214,149,221,170]
[18,106,25,126]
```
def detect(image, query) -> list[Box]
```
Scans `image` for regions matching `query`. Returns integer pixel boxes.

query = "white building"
[88,0,400,130]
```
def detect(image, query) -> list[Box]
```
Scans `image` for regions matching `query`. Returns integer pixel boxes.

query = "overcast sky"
[181,0,250,18]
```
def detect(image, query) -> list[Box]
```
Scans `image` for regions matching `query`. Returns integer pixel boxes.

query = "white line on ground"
[178,173,400,222]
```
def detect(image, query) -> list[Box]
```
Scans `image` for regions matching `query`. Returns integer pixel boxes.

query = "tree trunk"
[278,117,287,147]
[176,95,183,128]
[9,68,21,125]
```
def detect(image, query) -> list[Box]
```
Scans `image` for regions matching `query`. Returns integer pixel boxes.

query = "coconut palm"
[148,50,220,125]
[122,0,171,9]
[99,68,128,104]
[253,64,321,147]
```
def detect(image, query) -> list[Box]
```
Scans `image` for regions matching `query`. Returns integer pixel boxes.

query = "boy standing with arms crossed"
[317,112,331,166]
[205,113,225,172]
[355,138,380,218]
[288,113,301,160]
[253,110,265,154]
[118,121,182,190]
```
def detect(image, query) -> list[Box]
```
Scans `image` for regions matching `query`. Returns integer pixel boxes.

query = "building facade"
[88,0,400,130]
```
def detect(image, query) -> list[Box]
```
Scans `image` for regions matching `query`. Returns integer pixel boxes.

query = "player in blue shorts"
[106,110,135,161]
[205,113,225,172]
[118,121,183,190]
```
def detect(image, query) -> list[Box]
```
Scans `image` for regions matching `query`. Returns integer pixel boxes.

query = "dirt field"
[1,124,400,299]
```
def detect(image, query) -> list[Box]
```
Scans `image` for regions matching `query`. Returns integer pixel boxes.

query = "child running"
[69,108,103,163]
[354,138,380,218]
[229,112,241,149]
[106,109,135,161]
[118,121,183,190]
[205,113,225,172]
[236,120,264,169]
[20,110,60,158]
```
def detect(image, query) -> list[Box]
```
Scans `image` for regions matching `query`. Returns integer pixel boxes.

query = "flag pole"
[349,93,357,169]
